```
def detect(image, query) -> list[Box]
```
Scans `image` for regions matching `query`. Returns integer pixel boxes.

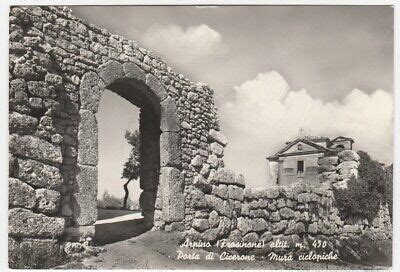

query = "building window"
[297,160,304,174]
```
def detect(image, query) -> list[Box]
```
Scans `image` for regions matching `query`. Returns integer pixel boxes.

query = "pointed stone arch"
[74,60,184,232]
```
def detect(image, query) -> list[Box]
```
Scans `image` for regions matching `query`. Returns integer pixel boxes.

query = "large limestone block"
[205,194,233,217]
[17,158,63,190]
[297,193,312,203]
[211,168,244,188]
[35,188,61,215]
[77,110,98,166]
[9,134,62,165]
[8,237,64,269]
[279,207,295,219]
[210,142,224,157]
[227,185,244,201]
[160,167,185,223]
[337,161,358,176]
[265,187,280,199]
[237,217,252,234]
[193,174,212,193]
[160,132,181,167]
[226,229,242,243]
[190,190,208,209]
[208,129,228,147]
[9,178,36,209]
[271,220,288,234]
[201,228,219,242]
[192,218,210,232]
[212,184,228,199]
[208,210,219,228]
[26,81,56,98]
[72,164,98,225]
[145,73,168,102]
[260,231,273,243]
[98,60,124,86]
[10,78,27,97]
[217,216,231,236]
[338,150,360,162]
[235,173,246,187]
[69,20,88,35]
[244,188,254,199]
[243,232,259,244]
[123,62,146,82]
[200,163,211,177]
[9,208,65,238]
[249,209,269,219]
[9,111,38,133]
[191,155,203,167]
[79,71,105,113]
[160,97,179,132]
[318,156,339,166]
[207,154,219,169]
[252,218,268,232]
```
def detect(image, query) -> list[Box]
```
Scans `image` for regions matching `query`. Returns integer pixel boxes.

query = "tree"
[333,150,392,222]
[121,130,140,209]
[385,164,393,219]
[357,151,388,196]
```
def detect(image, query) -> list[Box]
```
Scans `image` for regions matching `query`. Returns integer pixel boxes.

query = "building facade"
[267,136,354,186]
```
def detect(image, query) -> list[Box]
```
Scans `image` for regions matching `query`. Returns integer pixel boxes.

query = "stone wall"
[9,5,220,268]
[186,148,392,251]
[8,5,391,268]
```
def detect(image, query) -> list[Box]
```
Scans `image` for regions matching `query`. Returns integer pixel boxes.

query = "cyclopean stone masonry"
[187,149,391,254]
[9,5,218,268]
[8,6,392,268]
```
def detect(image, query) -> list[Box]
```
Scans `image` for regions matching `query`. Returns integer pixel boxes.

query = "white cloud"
[220,71,393,188]
[140,24,227,67]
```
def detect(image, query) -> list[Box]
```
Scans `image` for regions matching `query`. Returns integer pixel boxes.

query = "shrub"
[333,151,392,222]
[97,190,140,210]
[333,177,381,222]
[97,190,122,209]
[385,164,393,219]
[357,151,388,196]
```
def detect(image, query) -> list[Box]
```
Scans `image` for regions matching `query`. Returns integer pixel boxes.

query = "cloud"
[220,71,393,188]
[140,24,227,67]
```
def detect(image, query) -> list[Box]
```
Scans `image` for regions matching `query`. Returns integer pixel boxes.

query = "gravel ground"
[56,209,390,270]
[58,231,389,270]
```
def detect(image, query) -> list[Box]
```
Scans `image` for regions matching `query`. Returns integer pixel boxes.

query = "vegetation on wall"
[334,151,392,222]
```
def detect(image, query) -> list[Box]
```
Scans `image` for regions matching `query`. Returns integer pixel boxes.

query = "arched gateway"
[75,60,184,230]
[9,7,221,268]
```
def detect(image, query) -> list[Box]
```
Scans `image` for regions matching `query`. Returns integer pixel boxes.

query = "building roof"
[330,136,354,143]
[267,138,334,161]
[267,135,355,161]
[303,136,330,143]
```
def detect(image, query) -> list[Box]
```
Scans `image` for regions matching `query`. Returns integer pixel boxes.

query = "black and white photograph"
[3,1,398,270]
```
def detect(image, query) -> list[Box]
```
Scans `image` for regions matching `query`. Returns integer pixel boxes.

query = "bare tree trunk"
[123,177,133,209]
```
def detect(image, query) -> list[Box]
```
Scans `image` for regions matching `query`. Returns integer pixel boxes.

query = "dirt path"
[58,230,388,270]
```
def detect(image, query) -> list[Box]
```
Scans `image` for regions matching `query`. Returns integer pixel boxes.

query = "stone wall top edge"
[12,5,216,97]
[244,182,332,199]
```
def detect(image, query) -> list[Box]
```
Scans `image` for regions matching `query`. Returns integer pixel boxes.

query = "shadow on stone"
[94,218,151,246]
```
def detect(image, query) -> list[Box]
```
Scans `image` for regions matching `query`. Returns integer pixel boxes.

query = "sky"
[71,5,394,196]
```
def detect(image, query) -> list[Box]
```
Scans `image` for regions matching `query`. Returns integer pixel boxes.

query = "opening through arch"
[73,60,185,240]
